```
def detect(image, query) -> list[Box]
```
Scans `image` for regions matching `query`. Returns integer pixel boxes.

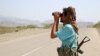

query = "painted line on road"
[0,32,49,45]
[21,46,43,56]
[21,39,57,56]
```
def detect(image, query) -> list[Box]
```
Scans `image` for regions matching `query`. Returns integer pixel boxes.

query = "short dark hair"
[63,6,76,21]
[63,6,78,34]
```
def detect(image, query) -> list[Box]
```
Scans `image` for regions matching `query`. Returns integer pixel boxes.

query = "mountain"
[77,22,94,28]
[42,20,94,28]
[0,16,95,28]
[0,16,41,27]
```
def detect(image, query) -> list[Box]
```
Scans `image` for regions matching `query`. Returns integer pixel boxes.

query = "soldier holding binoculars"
[51,6,79,56]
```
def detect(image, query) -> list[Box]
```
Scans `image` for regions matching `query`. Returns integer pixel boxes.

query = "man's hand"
[52,12,61,22]
[51,12,60,39]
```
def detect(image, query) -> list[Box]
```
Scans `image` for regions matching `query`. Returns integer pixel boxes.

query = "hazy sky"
[0,0,100,23]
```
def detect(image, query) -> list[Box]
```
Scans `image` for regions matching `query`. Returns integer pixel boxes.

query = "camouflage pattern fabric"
[57,47,78,56]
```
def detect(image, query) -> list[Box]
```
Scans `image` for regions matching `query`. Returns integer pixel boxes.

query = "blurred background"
[0,0,100,56]
[0,0,100,35]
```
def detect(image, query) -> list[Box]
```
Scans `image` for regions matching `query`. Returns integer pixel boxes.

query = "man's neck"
[63,22,70,26]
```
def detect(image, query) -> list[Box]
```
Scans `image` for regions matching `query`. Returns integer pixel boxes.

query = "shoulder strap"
[71,24,78,34]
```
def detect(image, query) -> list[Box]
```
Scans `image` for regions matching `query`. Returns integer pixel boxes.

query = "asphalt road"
[0,28,100,56]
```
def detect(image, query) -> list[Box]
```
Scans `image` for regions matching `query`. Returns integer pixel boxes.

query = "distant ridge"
[0,16,41,27]
[77,22,94,28]
[0,16,94,28]
[43,20,94,28]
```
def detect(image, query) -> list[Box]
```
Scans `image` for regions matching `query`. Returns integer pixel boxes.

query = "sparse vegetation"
[42,23,63,29]
[93,22,100,28]
[0,23,62,34]
[27,25,37,28]
[0,25,38,34]
[0,27,16,34]
[16,25,38,29]
[93,21,100,34]
[43,23,52,29]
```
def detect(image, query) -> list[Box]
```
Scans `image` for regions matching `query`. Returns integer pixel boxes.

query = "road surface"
[0,28,100,56]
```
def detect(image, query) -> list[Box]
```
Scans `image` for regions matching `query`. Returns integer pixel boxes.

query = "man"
[51,6,78,56]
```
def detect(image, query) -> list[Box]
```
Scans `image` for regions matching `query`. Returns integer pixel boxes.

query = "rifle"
[77,36,90,54]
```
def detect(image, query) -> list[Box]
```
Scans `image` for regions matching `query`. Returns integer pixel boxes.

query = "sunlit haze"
[0,0,100,23]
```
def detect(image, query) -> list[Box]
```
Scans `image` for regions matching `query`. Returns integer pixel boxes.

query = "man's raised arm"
[51,12,60,39]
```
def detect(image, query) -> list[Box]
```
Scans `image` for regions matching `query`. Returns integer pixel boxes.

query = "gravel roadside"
[0,28,50,43]
[96,28,100,35]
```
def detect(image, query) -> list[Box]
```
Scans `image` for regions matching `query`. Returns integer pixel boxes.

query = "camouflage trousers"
[57,47,78,56]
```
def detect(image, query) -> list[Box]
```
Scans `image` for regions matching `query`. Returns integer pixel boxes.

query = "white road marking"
[21,47,43,56]
[21,39,57,56]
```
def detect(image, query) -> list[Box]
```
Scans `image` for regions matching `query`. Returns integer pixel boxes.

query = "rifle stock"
[77,36,90,54]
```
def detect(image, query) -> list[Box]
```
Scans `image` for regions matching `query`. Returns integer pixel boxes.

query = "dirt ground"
[0,28,100,56]
[0,28,50,43]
